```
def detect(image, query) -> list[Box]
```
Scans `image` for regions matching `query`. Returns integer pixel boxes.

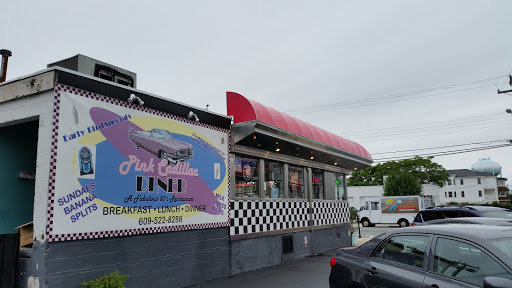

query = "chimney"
[0,49,12,83]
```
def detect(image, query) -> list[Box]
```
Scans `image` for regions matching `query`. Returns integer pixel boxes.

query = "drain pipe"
[0,49,13,83]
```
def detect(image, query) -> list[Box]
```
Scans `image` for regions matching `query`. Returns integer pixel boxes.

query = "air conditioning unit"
[48,54,137,88]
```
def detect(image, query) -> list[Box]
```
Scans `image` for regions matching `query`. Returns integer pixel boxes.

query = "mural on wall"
[47,86,229,241]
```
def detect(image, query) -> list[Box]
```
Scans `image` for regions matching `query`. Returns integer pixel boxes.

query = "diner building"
[227,92,372,274]
[0,53,372,287]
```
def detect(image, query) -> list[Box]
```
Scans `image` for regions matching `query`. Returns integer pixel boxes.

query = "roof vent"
[48,54,136,88]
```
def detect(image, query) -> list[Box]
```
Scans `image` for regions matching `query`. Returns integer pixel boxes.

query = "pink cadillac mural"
[47,85,229,241]
[128,128,194,164]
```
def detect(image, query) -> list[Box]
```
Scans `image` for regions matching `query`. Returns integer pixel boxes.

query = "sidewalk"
[190,239,372,288]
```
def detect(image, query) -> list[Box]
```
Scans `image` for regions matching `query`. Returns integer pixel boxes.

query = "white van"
[358,196,424,227]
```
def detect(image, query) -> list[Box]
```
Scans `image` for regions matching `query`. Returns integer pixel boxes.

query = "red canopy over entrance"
[227,92,372,160]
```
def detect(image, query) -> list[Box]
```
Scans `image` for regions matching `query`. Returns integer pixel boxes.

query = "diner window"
[335,174,345,200]
[288,166,305,199]
[235,156,258,198]
[312,169,324,199]
[264,161,284,198]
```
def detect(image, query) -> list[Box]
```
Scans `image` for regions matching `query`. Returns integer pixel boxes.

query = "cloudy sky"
[3,1,512,181]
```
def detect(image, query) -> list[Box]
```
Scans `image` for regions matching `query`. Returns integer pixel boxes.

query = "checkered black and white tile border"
[46,84,230,242]
[310,200,350,226]
[229,199,350,236]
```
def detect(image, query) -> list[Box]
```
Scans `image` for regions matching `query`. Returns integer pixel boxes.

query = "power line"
[352,122,511,143]
[348,119,511,140]
[287,84,504,115]
[371,139,511,155]
[373,143,512,163]
[338,112,502,136]
[281,75,508,114]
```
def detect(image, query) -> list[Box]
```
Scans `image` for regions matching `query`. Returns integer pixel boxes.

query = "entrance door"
[0,120,38,234]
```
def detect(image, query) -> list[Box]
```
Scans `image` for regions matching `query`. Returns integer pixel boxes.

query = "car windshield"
[153,129,173,139]
[492,238,512,259]
[481,210,512,219]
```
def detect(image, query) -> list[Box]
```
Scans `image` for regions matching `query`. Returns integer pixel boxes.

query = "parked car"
[417,217,512,226]
[78,146,94,175]
[128,128,194,164]
[411,205,512,226]
[329,224,512,288]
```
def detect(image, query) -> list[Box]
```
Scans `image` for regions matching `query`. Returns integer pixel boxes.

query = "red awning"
[227,92,372,160]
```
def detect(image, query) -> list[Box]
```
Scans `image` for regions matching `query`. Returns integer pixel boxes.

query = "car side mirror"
[484,276,512,288]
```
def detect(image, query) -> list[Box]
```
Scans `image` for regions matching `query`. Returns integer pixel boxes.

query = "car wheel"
[361,218,370,227]
[398,219,409,227]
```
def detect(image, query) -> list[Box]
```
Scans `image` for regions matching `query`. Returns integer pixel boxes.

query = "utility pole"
[497,75,512,94]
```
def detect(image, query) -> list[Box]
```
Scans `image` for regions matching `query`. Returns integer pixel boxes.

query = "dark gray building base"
[230,225,350,275]
[19,228,230,288]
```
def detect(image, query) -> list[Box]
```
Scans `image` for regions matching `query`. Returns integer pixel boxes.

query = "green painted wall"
[0,120,38,234]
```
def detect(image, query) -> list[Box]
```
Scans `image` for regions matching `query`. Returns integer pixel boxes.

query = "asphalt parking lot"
[190,225,397,288]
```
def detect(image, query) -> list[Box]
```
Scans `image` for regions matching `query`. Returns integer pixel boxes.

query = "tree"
[383,172,423,196]
[348,156,449,187]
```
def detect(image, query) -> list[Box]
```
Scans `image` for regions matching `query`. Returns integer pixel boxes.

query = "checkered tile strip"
[46,84,230,242]
[229,200,310,236]
[229,200,350,236]
[311,200,350,226]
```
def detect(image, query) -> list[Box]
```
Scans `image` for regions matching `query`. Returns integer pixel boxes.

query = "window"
[445,192,447,198]
[264,161,284,198]
[373,235,429,268]
[334,174,345,200]
[442,210,460,218]
[448,192,453,198]
[422,211,444,221]
[460,179,464,185]
[312,169,324,199]
[479,191,482,197]
[235,156,258,198]
[448,180,452,186]
[434,237,512,286]
[499,190,506,196]
[454,191,457,197]
[478,178,481,184]
[461,191,465,197]
[371,202,380,210]
[288,165,305,198]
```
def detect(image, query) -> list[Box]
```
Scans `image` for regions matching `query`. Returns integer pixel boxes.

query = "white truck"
[358,196,424,227]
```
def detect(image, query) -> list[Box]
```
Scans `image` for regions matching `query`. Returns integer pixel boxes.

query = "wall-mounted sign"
[47,86,230,241]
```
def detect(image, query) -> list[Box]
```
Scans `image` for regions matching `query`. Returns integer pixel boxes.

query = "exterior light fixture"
[275,141,279,144]
[276,148,280,152]
[310,156,314,160]
[354,167,358,170]
[253,136,257,139]
[334,162,338,165]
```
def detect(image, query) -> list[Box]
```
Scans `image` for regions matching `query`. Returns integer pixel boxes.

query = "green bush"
[81,271,128,288]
